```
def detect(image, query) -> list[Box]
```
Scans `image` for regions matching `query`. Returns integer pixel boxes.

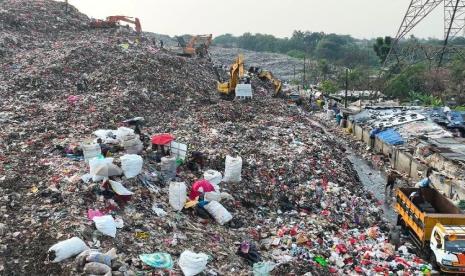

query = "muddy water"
[347,154,398,222]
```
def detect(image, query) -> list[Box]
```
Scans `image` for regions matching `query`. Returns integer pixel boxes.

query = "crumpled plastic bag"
[93,215,117,238]
[178,250,209,276]
[139,252,173,269]
[253,261,276,276]
[83,262,111,276]
[48,237,89,262]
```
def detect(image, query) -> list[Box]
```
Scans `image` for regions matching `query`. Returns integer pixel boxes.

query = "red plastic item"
[151,133,175,145]
[189,179,215,200]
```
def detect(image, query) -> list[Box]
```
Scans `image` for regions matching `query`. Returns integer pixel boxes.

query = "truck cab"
[430,224,465,273]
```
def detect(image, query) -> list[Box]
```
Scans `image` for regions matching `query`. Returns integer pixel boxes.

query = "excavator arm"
[91,16,142,35]
[217,54,245,95]
[258,70,282,97]
[107,16,142,33]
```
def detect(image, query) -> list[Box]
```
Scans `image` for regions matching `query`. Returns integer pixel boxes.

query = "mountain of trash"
[0,0,430,275]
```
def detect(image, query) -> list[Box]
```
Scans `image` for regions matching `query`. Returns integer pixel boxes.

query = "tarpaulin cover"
[151,133,175,145]
[376,129,404,145]
[189,180,215,200]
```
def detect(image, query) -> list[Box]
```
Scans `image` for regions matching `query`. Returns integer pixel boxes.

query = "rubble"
[0,0,432,275]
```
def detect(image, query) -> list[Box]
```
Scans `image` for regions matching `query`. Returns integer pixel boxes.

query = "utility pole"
[303,56,306,89]
[65,0,69,14]
[345,68,349,108]
[293,65,296,84]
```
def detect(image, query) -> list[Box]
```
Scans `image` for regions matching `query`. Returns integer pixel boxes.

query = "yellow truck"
[396,187,465,273]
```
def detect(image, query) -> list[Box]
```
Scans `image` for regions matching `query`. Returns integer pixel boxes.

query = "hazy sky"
[67,0,445,39]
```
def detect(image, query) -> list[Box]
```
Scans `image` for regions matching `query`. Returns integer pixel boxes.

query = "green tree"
[373,36,392,64]
[318,59,331,80]
[384,64,427,99]
[321,80,338,94]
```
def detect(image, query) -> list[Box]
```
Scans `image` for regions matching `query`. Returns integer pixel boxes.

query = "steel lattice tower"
[385,0,465,67]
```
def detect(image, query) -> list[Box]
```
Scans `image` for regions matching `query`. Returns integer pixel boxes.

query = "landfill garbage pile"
[210,46,310,81]
[0,1,431,275]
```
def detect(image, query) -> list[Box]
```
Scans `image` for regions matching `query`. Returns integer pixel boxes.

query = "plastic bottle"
[82,142,101,162]
[161,156,177,181]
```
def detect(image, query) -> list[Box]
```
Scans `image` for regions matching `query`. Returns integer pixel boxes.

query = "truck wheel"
[429,253,439,270]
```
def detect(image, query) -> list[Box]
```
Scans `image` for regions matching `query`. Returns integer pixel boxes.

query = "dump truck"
[396,187,465,273]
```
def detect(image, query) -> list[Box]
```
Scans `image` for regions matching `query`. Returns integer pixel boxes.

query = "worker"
[409,191,424,206]
[160,40,164,48]
[385,170,397,199]
[369,127,382,148]
[388,225,401,250]
[336,111,343,125]
[416,168,433,188]
[96,138,111,157]
[186,151,205,172]
[76,73,89,92]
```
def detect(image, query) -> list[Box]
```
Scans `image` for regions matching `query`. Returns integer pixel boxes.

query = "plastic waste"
[122,133,143,154]
[189,180,215,200]
[223,155,242,182]
[204,170,222,191]
[253,261,276,276]
[314,255,328,267]
[109,180,134,196]
[203,200,233,225]
[48,237,89,263]
[89,157,114,182]
[168,181,186,211]
[82,142,101,163]
[237,241,262,264]
[178,250,209,276]
[87,209,104,221]
[204,191,222,202]
[120,154,143,178]
[116,127,134,142]
[160,156,177,181]
[92,215,117,238]
[83,262,112,275]
[93,129,119,144]
[139,252,173,269]
[87,252,112,266]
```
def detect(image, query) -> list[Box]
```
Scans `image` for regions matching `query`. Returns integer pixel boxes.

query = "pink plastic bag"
[87,209,104,221]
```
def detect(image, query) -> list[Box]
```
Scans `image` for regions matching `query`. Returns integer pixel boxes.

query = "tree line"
[214,31,465,105]
[214,31,379,68]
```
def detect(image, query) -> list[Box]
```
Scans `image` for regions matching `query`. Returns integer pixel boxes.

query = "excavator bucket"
[217,82,230,94]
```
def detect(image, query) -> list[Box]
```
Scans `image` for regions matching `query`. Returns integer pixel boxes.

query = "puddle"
[348,154,397,223]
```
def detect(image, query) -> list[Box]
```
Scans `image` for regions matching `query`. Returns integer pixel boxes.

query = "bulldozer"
[249,67,282,97]
[90,16,142,38]
[176,34,212,58]
[217,54,252,99]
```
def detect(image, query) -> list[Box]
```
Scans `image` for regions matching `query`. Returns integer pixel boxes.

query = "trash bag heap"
[0,0,431,275]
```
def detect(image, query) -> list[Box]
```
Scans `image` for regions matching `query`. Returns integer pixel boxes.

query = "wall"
[394,150,412,175]
[354,125,363,141]
[347,120,465,201]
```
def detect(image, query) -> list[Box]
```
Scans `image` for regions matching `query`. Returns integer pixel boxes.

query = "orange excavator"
[176,34,212,57]
[90,16,142,36]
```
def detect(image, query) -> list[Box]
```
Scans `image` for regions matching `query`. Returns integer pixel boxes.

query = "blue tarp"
[376,129,404,145]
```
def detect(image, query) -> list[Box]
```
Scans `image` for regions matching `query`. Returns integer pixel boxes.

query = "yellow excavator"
[248,66,282,97]
[217,54,252,99]
[258,70,282,97]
